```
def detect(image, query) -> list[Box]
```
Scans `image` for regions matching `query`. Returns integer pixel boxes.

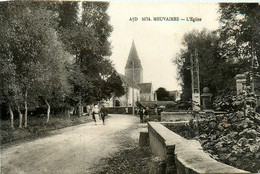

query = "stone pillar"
[165,145,176,174]
[201,87,213,110]
[252,76,260,108]
[139,132,149,147]
[235,74,247,95]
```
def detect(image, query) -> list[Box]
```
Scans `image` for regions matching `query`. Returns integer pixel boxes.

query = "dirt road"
[1,114,145,174]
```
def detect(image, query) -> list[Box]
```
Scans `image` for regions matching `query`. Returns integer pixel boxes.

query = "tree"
[174,29,249,101]
[155,87,171,101]
[35,33,72,123]
[57,2,113,116]
[89,71,126,103]
[0,1,116,128]
[0,57,20,129]
[107,72,125,98]
[219,3,260,73]
[0,1,72,127]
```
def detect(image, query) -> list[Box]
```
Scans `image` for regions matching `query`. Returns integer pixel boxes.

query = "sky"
[107,2,220,91]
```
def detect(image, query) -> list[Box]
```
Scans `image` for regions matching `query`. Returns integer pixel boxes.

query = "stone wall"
[160,111,228,122]
[160,112,191,122]
[148,122,249,174]
[106,107,134,114]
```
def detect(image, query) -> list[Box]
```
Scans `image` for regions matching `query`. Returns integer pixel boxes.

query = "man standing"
[144,107,150,122]
[139,108,144,123]
[100,105,108,125]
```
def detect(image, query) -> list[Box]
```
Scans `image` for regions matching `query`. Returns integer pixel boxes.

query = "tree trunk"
[9,105,14,130]
[24,89,28,128]
[65,108,70,119]
[17,105,23,128]
[45,99,50,123]
[78,98,82,117]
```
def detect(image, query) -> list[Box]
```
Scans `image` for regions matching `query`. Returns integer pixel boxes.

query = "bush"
[213,90,257,113]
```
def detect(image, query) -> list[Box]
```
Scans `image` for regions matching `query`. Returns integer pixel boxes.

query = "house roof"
[138,83,152,94]
[168,90,182,96]
[118,73,140,90]
[125,40,143,69]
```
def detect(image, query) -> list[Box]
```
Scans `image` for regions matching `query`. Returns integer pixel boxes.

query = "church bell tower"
[125,41,143,84]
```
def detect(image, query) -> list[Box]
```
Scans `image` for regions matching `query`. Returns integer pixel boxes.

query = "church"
[108,41,157,107]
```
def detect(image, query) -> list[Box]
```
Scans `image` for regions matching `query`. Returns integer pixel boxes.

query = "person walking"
[87,105,91,116]
[144,107,150,122]
[93,105,100,125]
[125,107,128,114]
[100,105,108,125]
[139,107,144,123]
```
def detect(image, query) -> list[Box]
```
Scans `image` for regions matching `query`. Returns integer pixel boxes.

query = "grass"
[0,114,92,146]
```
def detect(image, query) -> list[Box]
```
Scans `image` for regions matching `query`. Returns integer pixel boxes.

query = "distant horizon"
[107,2,220,91]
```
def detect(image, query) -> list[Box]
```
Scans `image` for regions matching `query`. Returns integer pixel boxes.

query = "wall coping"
[161,111,228,115]
[148,121,249,173]
[161,112,189,115]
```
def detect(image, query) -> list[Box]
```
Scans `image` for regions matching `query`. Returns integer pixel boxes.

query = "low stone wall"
[160,112,191,122]
[160,111,228,122]
[148,122,249,174]
[106,107,134,114]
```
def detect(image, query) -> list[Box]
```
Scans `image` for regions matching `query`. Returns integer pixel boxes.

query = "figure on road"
[100,105,108,125]
[143,107,150,122]
[139,107,144,123]
[87,105,91,116]
[93,105,100,125]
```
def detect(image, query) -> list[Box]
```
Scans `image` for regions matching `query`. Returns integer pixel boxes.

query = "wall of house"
[126,87,140,106]
[140,92,154,102]
[106,87,140,107]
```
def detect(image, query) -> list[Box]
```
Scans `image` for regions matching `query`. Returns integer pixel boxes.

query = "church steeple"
[125,40,143,83]
[125,41,143,69]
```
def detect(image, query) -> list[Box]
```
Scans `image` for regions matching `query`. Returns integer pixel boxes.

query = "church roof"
[118,73,140,90]
[125,41,143,69]
[138,83,152,94]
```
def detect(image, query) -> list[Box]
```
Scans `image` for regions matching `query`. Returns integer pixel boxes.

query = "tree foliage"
[155,87,174,101]
[219,3,260,72]
[174,29,251,101]
[175,3,259,102]
[57,2,114,108]
[0,1,118,128]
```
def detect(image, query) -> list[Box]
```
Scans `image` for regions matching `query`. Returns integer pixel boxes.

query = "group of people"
[91,105,108,125]
[138,105,165,123]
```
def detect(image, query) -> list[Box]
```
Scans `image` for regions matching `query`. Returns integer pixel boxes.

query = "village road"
[1,114,144,174]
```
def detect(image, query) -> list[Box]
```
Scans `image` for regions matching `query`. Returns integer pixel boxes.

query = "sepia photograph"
[0,1,259,174]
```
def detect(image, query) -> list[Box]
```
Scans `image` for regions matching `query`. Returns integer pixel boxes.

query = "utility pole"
[132,60,135,115]
[190,49,201,107]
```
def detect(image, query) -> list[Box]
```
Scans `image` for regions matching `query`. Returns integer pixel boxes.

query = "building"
[108,73,140,107]
[168,90,182,102]
[108,41,156,107]
[138,83,154,102]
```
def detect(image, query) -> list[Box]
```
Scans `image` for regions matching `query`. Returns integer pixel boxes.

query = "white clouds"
[108,2,220,91]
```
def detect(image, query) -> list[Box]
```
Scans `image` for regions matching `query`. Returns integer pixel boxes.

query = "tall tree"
[174,29,248,101]
[57,2,113,116]
[35,32,72,123]
[0,57,20,129]
[0,1,71,127]
[219,3,260,72]
[155,87,170,101]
